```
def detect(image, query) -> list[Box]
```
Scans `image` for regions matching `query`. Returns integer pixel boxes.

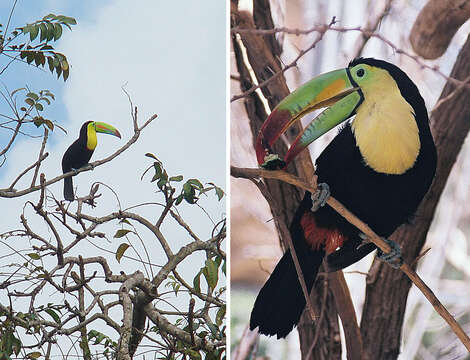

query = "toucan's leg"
[377,238,403,269]
[310,183,330,212]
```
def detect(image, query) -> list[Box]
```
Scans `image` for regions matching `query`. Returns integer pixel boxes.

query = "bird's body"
[62,121,121,201]
[251,58,437,338]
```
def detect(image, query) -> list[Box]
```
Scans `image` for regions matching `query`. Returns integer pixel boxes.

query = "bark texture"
[410,0,470,59]
[231,4,343,359]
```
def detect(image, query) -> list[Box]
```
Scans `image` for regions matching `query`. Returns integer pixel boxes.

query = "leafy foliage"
[1,14,77,80]
[143,153,225,205]
[8,87,65,133]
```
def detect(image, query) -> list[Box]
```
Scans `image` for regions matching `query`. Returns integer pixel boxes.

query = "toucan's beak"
[255,68,363,167]
[94,122,121,138]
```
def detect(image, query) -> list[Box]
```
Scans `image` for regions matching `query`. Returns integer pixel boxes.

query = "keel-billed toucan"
[250,58,437,338]
[62,121,121,201]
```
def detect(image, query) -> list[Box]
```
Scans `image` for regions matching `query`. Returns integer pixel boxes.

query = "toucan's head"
[256,58,427,174]
[80,121,121,151]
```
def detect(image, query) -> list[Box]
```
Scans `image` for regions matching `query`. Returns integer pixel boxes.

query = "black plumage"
[62,121,94,201]
[250,58,437,338]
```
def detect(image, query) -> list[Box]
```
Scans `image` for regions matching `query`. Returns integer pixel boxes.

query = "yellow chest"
[87,125,97,150]
[351,85,420,175]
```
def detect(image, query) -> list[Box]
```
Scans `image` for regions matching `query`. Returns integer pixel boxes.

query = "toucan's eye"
[356,68,365,77]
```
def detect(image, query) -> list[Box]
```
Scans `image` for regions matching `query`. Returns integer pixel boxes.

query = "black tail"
[64,176,74,201]
[249,243,324,338]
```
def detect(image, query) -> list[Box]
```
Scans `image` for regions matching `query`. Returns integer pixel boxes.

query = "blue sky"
[1,0,225,203]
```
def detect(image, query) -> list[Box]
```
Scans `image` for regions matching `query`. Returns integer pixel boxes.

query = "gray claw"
[377,238,403,269]
[311,183,330,212]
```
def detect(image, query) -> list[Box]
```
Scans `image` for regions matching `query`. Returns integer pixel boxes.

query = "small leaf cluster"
[1,14,76,81]
[10,87,65,133]
[144,153,225,205]
[87,330,117,356]
[113,219,134,263]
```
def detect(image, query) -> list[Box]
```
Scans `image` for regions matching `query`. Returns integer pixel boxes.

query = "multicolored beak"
[93,122,121,138]
[255,68,363,167]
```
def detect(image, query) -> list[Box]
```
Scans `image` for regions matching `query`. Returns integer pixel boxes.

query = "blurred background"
[230,0,470,359]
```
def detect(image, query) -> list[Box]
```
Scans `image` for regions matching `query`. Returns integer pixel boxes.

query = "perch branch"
[231,165,470,352]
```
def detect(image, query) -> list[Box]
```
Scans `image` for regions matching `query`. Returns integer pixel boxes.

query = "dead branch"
[410,0,470,59]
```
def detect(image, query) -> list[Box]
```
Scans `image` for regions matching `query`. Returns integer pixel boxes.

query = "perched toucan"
[62,121,121,201]
[250,58,437,338]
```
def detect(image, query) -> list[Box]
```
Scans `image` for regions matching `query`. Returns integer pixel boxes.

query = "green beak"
[94,122,121,138]
[255,68,363,167]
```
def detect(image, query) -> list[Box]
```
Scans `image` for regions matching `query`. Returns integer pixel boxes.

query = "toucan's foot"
[311,183,330,212]
[377,238,403,269]
[71,167,79,175]
[86,163,94,170]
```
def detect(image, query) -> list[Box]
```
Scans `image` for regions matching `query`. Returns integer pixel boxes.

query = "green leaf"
[193,270,202,294]
[29,25,39,41]
[39,23,47,42]
[115,243,130,263]
[222,259,226,276]
[26,352,41,359]
[215,186,224,200]
[53,23,62,40]
[119,219,131,225]
[47,56,54,72]
[46,22,55,41]
[26,92,39,100]
[43,14,56,20]
[35,103,44,111]
[114,229,133,238]
[216,305,226,326]
[174,194,184,206]
[22,24,32,34]
[169,175,183,182]
[145,152,159,160]
[153,162,162,178]
[55,63,62,78]
[27,253,40,260]
[61,16,77,25]
[45,308,60,324]
[60,59,69,71]
[183,182,197,204]
[25,98,34,106]
[203,259,218,289]
[187,178,204,190]
[62,67,69,81]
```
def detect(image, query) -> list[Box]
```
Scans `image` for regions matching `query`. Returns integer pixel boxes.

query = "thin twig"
[231,23,470,102]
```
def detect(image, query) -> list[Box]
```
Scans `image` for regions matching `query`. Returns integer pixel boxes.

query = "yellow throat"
[351,69,420,175]
[86,123,97,150]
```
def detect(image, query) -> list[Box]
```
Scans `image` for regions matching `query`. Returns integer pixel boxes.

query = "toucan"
[62,121,121,201]
[250,58,437,338]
